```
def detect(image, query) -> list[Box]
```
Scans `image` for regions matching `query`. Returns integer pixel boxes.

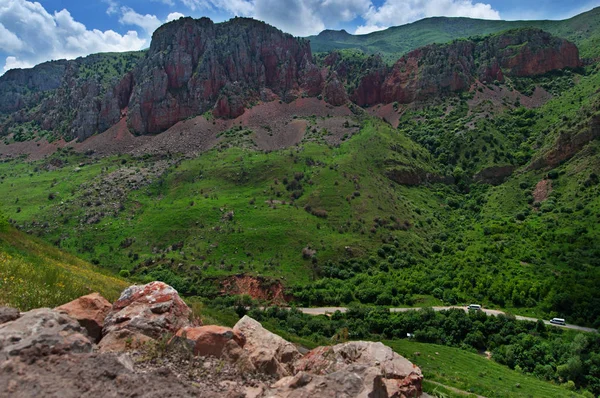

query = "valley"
[1,6,600,397]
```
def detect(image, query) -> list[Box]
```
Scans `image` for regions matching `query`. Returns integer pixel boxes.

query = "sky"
[1,0,599,74]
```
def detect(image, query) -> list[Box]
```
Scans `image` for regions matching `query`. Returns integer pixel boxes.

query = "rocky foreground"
[0,281,423,397]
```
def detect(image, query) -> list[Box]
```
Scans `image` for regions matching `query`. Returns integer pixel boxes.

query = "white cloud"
[103,0,119,15]
[119,6,162,34]
[0,22,24,52]
[3,55,32,70]
[0,0,146,73]
[356,0,501,34]
[354,24,387,35]
[166,12,186,22]
[177,0,371,36]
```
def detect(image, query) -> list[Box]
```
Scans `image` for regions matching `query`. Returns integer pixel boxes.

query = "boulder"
[0,308,92,361]
[233,315,301,378]
[295,341,423,398]
[55,292,112,342]
[0,307,19,325]
[170,325,246,357]
[103,281,194,340]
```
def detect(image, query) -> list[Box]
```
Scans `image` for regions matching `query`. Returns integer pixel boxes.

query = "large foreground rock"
[103,281,193,341]
[55,293,112,343]
[0,352,200,398]
[295,341,423,397]
[233,315,301,378]
[0,308,92,361]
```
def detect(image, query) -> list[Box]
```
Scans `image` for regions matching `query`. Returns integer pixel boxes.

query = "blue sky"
[1,0,599,74]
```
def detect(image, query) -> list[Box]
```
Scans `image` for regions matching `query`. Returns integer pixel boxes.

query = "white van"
[550,318,566,325]
[467,304,482,311]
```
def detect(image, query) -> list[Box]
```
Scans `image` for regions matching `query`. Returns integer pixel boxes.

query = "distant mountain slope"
[308,7,600,62]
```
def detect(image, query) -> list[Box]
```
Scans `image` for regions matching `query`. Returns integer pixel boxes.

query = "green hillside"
[308,7,600,62]
[0,217,128,310]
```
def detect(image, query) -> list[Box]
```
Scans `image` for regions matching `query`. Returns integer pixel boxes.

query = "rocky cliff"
[0,21,581,141]
[127,17,324,134]
[350,28,581,106]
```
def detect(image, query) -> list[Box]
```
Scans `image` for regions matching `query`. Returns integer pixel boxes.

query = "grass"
[0,226,128,310]
[384,339,585,398]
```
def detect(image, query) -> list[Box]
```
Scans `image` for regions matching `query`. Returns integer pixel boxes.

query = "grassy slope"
[385,339,584,398]
[308,7,600,62]
[0,226,128,310]
[0,118,437,288]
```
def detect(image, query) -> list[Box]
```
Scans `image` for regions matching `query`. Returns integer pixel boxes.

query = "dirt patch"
[533,179,552,203]
[75,118,153,157]
[0,138,70,161]
[221,275,289,303]
[367,103,403,128]
[468,83,552,115]
[253,118,307,150]
[314,116,360,145]
[0,98,357,161]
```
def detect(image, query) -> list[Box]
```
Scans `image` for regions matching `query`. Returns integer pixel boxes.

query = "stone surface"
[0,308,92,361]
[295,341,423,398]
[170,325,246,357]
[0,352,201,398]
[103,281,194,340]
[0,307,20,325]
[55,293,112,342]
[97,329,155,353]
[233,315,301,377]
[266,369,382,398]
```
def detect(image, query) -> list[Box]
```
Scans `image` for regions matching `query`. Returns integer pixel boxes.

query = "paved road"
[297,306,598,333]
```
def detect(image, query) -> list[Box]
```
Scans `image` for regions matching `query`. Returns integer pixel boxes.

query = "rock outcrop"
[55,292,112,342]
[295,341,423,397]
[0,21,581,143]
[353,28,581,107]
[0,284,424,397]
[127,17,322,134]
[102,281,194,344]
[234,315,302,378]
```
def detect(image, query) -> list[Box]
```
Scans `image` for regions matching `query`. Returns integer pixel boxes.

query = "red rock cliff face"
[0,24,582,141]
[353,28,580,107]
[127,17,322,134]
[481,29,581,77]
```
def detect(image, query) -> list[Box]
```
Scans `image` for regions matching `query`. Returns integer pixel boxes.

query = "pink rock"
[56,293,112,342]
[295,341,423,398]
[233,316,301,378]
[102,282,194,340]
[171,325,246,357]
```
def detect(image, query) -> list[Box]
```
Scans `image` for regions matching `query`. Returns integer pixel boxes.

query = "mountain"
[0,18,582,141]
[308,6,600,62]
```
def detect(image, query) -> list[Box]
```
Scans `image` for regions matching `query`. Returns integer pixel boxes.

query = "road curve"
[296,306,598,333]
